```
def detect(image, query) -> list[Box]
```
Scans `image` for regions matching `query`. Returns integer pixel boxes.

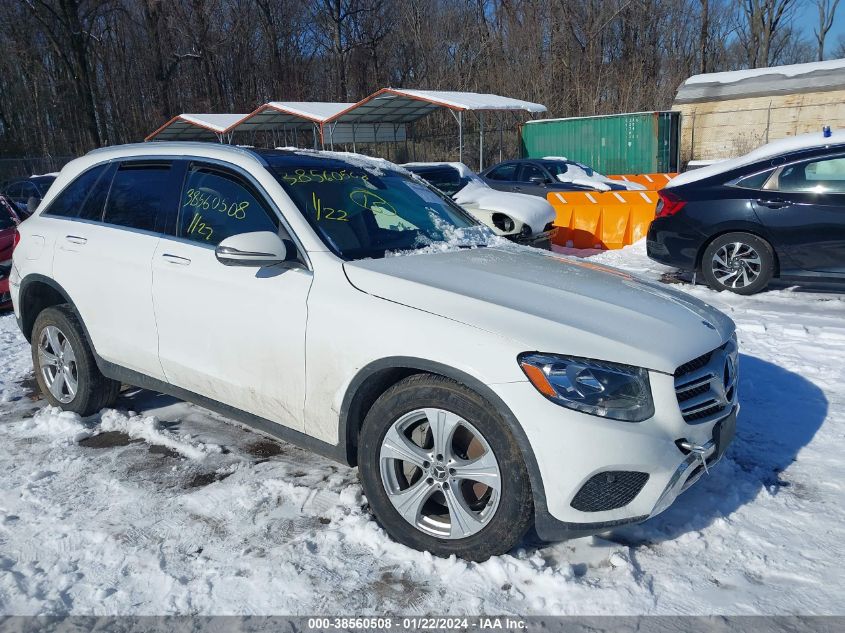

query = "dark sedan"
[647,138,845,294]
[478,158,633,196]
[2,174,56,216]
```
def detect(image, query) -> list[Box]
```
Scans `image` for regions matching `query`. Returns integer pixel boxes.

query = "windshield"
[271,158,482,260]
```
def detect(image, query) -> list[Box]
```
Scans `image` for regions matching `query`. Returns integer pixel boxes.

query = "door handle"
[512,186,522,191]
[162,253,191,266]
[65,235,87,245]
[756,198,791,209]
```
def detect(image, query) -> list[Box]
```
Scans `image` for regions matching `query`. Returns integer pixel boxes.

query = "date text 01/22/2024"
[306,617,528,630]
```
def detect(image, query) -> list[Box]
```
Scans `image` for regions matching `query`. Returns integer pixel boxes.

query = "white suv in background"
[10,143,738,561]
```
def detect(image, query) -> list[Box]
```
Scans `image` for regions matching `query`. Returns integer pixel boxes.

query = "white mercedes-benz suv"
[9,143,738,561]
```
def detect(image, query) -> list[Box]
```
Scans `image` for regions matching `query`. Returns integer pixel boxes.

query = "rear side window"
[178,164,278,246]
[102,162,175,232]
[486,163,517,181]
[735,169,774,190]
[43,164,109,218]
[777,156,845,194]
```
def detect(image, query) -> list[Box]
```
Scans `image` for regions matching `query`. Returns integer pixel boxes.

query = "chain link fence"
[0,156,75,185]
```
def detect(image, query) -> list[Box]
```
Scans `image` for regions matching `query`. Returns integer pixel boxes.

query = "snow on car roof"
[402,162,476,179]
[668,129,845,188]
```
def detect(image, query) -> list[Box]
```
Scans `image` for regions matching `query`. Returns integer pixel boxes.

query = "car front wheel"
[701,232,775,295]
[358,374,533,561]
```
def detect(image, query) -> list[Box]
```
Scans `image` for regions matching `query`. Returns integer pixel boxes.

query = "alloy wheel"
[711,241,762,289]
[38,325,78,404]
[379,408,501,539]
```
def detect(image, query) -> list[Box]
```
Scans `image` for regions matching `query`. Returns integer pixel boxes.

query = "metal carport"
[323,88,547,169]
[145,114,246,142]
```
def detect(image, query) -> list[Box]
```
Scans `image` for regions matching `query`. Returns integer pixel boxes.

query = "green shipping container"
[520,111,681,174]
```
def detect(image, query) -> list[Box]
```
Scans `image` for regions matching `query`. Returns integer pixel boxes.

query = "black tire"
[701,232,775,295]
[31,305,121,416]
[358,374,533,561]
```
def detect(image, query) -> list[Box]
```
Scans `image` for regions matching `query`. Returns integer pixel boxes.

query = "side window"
[78,164,116,221]
[179,164,278,246]
[102,162,175,232]
[42,164,108,218]
[518,163,547,183]
[735,169,774,190]
[776,156,845,194]
[486,163,517,181]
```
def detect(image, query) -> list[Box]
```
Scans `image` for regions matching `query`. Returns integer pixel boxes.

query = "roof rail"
[86,141,264,162]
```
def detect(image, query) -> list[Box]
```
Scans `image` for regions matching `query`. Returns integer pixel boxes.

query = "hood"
[344,248,734,374]
[453,183,556,233]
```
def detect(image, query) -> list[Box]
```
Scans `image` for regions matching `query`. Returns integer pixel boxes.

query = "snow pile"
[98,409,223,460]
[543,157,646,191]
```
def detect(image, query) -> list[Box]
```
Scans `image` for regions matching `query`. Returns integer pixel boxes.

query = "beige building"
[673,59,845,163]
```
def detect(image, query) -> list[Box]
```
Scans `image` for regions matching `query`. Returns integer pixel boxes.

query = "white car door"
[49,160,182,380]
[151,161,311,431]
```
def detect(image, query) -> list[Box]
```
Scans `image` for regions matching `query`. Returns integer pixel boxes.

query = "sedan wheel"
[701,232,775,295]
[711,241,762,290]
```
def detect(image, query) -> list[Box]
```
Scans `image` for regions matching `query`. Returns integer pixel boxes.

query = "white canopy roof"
[146,113,246,141]
[232,102,354,133]
[326,88,546,125]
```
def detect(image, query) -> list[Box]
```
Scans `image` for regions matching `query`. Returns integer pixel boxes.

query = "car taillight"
[655,190,686,218]
[13,229,21,251]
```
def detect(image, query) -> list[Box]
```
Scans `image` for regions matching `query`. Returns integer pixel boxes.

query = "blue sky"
[795,2,845,57]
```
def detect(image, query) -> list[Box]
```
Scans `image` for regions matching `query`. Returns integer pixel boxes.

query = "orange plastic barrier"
[547,189,658,250]
[607,173,677,191]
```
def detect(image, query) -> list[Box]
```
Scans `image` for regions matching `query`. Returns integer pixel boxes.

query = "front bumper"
[512,227,557,250]
[492,367,737,541]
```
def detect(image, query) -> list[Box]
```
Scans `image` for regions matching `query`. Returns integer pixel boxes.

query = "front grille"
[674,340,738,424]
[674,351,713,377]
[570,471,650,512]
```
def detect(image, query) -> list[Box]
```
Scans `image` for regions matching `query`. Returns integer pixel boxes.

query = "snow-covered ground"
[0,240,843,615]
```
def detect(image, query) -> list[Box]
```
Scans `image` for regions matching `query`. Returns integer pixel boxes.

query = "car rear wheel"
[358,374,533,561]
[701,232,774,295]
[31,305,121,416]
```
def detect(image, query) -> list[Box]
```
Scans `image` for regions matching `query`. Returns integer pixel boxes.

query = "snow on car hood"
[452,182,556,233]
[344,248,734,374]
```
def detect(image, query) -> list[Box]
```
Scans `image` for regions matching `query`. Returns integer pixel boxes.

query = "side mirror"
[215,231,288,267]
[529,176,548,186]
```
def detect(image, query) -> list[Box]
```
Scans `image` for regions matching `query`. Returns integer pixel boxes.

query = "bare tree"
[737,0,799,67]
[814,0,841,61]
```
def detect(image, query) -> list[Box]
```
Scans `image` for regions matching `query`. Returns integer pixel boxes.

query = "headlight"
[518,353,654,422]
